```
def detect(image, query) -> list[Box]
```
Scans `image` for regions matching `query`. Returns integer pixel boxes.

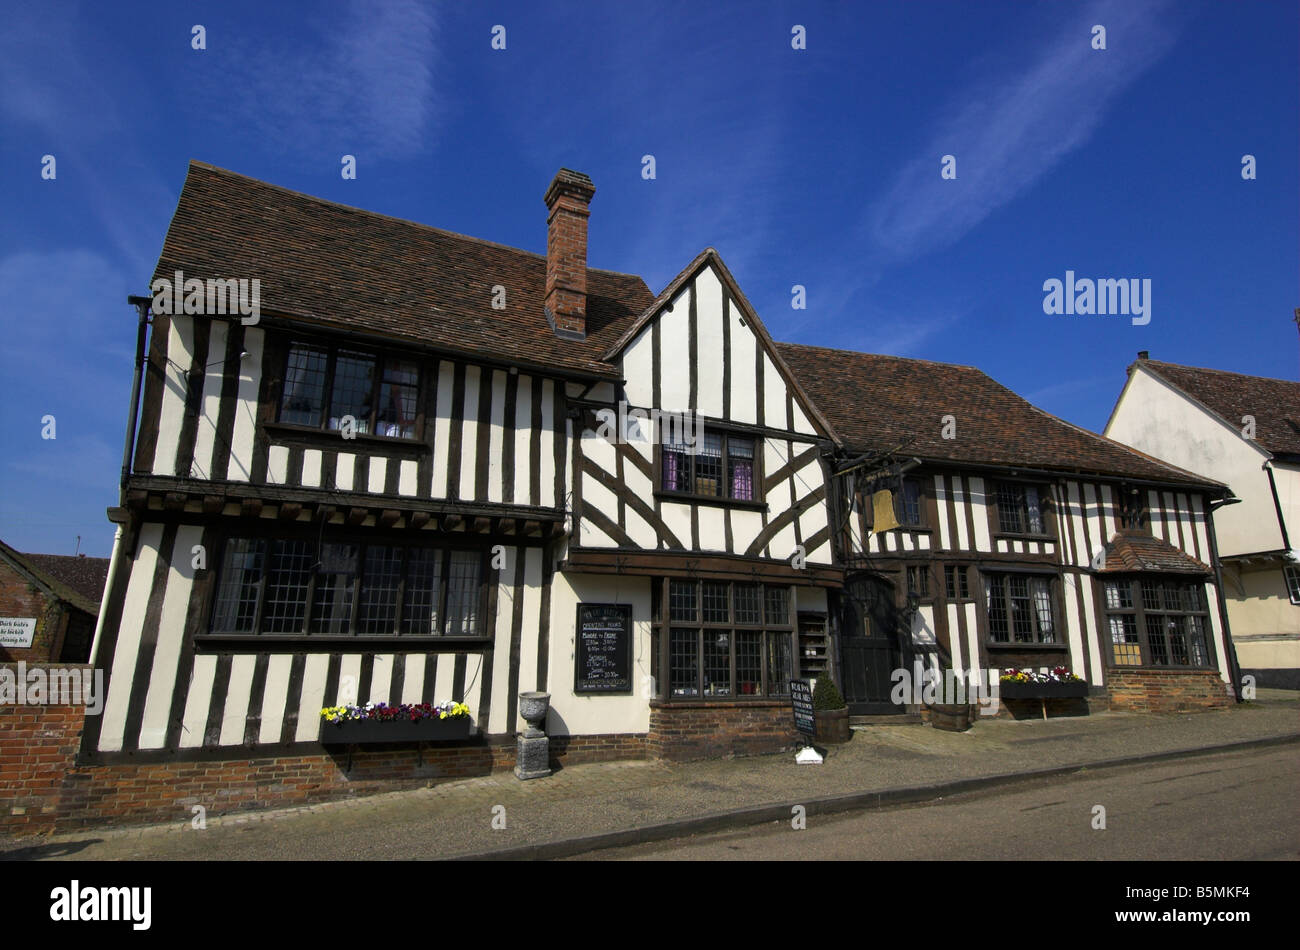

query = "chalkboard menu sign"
[575,603,633,694]
[789,679,816,736]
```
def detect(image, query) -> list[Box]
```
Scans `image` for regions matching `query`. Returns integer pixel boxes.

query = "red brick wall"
[0,561,67,663]
[647,700,798,761]
[0,698,86,835]
[0,686,647,837]
[1105,668,1233,713]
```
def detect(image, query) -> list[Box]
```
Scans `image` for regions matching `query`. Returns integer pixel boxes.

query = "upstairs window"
[864,477,925,529]
[895,477,924,527]
[279,341,420,439]
[1117,488,1149,530]
[662,428,756,502]
[996,483,1049,536]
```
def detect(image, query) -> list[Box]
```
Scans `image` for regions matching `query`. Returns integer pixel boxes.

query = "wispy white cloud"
[865,0,1180,264]
[848,309,968,359]
[0,2,174,268]
[1024,376,1104,406]
[196,0,441,161]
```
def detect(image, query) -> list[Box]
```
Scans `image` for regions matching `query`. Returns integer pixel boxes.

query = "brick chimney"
[543,169,595,340]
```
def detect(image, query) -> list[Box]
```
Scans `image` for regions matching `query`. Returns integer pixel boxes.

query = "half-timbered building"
[88,163,844,768]
[88,162,1240,791]
[1105,355,1300,689]
[780,345,1241,715]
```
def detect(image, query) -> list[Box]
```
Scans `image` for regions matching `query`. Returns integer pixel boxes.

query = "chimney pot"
[543,168,595,340]
[1137,350,1149,360]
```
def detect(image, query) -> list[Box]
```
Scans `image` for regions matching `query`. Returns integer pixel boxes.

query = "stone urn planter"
[515,691,552,781]
[927,702,974,732]
[518,691,551,736]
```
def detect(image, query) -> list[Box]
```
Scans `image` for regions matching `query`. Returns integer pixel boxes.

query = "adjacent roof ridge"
[0,539,106,614]
[1139,357,1300,387]
[775,341,986,374]
[775,341,1223,484]
[1018,396,1223,488]
[182,160,646,281]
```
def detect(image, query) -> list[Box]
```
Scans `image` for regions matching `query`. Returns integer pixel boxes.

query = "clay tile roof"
[0,540,110,615]
[154,162,653,378]
[776,343,1219,487]
[1098,528,1211,575]
[1138,359,1300,457]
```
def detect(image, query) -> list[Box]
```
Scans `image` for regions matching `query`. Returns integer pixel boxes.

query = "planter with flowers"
[998,667,1088,699]
[319,701,473,744]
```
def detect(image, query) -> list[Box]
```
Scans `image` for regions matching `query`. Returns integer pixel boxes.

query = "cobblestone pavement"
[2,692,1296,861]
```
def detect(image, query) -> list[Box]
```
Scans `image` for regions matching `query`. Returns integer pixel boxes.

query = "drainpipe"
[95,295,150,667]
[87,525,124,667]
[120,295,151,506]
[1207,495,1244,702]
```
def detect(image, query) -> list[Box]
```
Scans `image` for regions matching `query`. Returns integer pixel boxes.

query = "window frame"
[1284,564,1300,606]
[1116,487,1149,531]
[906,564,932,601]
[982,570,1061,646]
[861,476,929,532]
[991,481,1055,540]
[655,425,766,509]
[652,578,796,700]
[1100,575,1216,669]
[894,476,926,528]
[944,564,972,602]
[204,529,491,645]
[276,338,424,441]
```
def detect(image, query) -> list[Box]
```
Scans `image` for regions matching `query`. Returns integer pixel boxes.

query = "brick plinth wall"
[648,700,798,761]
[1105,668,1233,713]
[1,690,645,837]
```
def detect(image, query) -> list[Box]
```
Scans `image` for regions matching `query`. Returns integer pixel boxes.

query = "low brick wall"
[0,702,87,836]
[1105,668,1233,713]
[1,695,645,837]
[647,700,798,761]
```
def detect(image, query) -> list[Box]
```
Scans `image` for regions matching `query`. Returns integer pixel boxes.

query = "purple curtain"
[664,450,680,491]
[731,459,753,500]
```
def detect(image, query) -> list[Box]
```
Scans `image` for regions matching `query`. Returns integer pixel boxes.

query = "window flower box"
[997,681,1089,699]
[998,668,1088,701]
[319,701,472,744]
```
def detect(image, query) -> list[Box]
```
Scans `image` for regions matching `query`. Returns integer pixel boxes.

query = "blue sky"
[1,0,1296,557]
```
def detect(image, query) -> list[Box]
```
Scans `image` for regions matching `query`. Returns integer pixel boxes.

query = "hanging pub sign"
[789,679,816,736]
[574,603,632,694]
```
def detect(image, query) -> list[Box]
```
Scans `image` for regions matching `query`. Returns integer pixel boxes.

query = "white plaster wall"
[1106,368,1281,556]
[546,572,653,736]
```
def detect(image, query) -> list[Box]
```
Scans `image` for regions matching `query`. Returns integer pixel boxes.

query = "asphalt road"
[569,745,1300,860]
